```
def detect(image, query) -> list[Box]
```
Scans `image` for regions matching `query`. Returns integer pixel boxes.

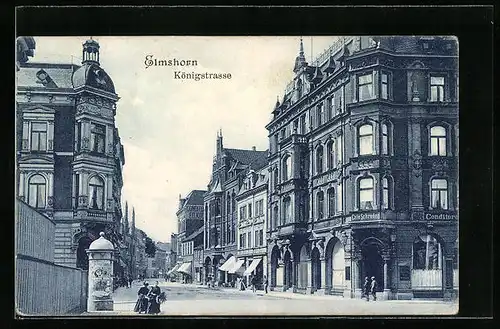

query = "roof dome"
[72,63,115,93]
[88,232,115,250]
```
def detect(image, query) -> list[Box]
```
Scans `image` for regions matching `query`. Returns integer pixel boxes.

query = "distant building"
[235,166,269,287]
[203,131,268,285]
[178,226,204,283]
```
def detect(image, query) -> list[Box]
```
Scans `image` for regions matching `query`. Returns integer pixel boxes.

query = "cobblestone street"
[84,280,459,316]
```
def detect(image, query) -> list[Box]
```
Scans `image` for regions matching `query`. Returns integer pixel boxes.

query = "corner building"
[203,131,268,286]
[266,36,458,300]
[16,38,125,272]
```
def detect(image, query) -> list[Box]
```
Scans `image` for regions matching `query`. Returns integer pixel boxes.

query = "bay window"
[358,124,373,156]
[358,73,374,101]
[359,177,374,210]
[90,123,106,153]
[28,174,46,208]
[89,176,105,210]
[30,122,48,151]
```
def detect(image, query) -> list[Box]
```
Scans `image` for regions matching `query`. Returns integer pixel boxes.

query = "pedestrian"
[129,277,133,289]
[251,275,257,293]
[134,281,150,314]
[147,281,162,314]
[363,276,370,301]
[263,275,269,294]
[370,276,378,301]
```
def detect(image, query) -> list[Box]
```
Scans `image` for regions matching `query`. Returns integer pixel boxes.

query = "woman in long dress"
[147,281,162,314]
[134,282,150,313]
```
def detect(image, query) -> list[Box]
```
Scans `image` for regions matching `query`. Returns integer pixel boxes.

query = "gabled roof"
[182,190,206,206]
[184,226,204,241]
[224,148,268,171]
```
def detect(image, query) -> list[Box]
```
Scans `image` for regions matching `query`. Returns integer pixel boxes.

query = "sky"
[30,36,340,243]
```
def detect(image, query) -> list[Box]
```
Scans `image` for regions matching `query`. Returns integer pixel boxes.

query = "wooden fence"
[15,199,88,315]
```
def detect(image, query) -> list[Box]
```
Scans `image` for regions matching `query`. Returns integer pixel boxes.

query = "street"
[94,280,460,316]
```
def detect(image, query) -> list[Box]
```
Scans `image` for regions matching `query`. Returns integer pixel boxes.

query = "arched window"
[430,126,447,156]
[381,123,389,155]
[89,176,105,210]
[382,176,391,210]
[413,235,442,270]
[316,146,324,174]
[358,124,373,156]
[283,155,292,181]
[28,174,46,208]
[283,197,291,224]
[431,178,448,210]
[273,205,279,229]
[359,177,374,210]
[327,188,335,217]
[326,141,335,170]
[317,191,324,219]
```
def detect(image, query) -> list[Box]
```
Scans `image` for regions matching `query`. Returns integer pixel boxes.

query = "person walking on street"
[370,276,378,301]
[129,277,133,289]
[263,275,269,294]
[147,281,162,314]
[363,277,370,301]
[134,282,150,314]
[250,275,257,293]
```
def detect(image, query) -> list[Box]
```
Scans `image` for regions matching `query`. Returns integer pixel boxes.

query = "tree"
[145,237,156,258]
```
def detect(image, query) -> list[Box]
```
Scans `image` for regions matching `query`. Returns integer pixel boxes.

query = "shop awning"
[243,258,262,276]
[228,259,245,274]
[218,256,236,272]
[177,262,192,274]
[167,263,181,275]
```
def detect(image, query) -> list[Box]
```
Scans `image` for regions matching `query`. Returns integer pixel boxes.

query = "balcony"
[74,208,114,223]
[277,221,308,238]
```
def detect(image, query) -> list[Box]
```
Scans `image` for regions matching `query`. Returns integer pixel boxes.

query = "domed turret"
[88,232,115,251]
[82,38,100,65]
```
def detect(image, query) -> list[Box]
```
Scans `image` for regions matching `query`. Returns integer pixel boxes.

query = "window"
[30,122,47,151]
[431,178,448,210]
[283,155,292,181]
[326,141,335,169]
[381,123,389,155]
[358,124,373,156]
[255,231,259,247]
[316,146,324,174]
[89,176,105,210]
[239,205,247,220]
[336,135,343,165]
[430,76,445,102]
[259,229,264,246]
[293,119,299,133]
[248,232,252,248]
[337,182,343,213]
[359,177,374,210]
[358,73,374,101]
[273,206,279,228]
[299,115,306,134]
[327,97,334,120]
[273,168,279,189]
[382,177,390,210]
[413,235,442,270]
[28,174,46,208]
[248,204,253,218]
[283,197,291,224]
[317,191,324,219]
[327,188,335,217]
[90,123,106,153]
[381,72,389,99]
[316,104,324,126]
[256,199,264,216]
[430,126,447,156]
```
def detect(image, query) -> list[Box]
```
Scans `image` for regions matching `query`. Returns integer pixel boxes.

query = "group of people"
[362,276,378,301]
[236,275,269,294]
[134,281,166,314]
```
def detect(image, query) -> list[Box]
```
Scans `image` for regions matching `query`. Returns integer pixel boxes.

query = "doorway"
[361,244,384,292]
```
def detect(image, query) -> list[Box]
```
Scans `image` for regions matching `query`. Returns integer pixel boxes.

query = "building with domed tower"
[266,36,458,300]
[15,38,126,277]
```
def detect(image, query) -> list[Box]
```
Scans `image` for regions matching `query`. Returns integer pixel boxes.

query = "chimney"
[252,146,256,151]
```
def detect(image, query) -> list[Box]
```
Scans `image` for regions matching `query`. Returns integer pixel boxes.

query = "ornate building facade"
[16,38,126,275]
[266,36,458,299]
[203,131,268,285]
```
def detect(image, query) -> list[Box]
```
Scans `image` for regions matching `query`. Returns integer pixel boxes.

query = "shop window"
[28,174,46,208]
[430,178,448,210]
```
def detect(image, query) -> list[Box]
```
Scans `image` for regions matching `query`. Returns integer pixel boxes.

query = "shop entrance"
[361,243,384,292]
[283,250,293,289]
[311,247,321,290]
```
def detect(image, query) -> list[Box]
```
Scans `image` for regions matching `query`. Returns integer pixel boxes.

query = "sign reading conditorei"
[425,213,458,220]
